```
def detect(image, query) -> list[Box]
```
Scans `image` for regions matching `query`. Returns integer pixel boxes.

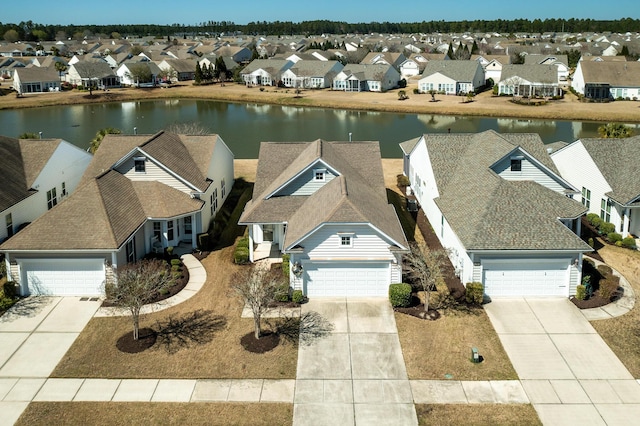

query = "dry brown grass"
[16,402,292,426]
[51,247,297,379]
[416,404,541,426]
[234,159,258,182]
[2,81,638,123]
[396,309,518,380]
[590,244,640,377]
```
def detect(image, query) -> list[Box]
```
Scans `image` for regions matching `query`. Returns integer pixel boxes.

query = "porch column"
[191,213,197,249]
[248,225,254,263]
[623,207,631,237]
[575,217,582,238]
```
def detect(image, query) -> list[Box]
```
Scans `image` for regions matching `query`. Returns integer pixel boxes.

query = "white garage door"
[483,260,569,297]
[20,259,105,296]
[305,262,390,297]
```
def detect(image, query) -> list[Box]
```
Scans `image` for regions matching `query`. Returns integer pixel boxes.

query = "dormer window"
[510,156,523,172]
[134,156,146,173]
[339,232,354,247]
[314,168,326,182]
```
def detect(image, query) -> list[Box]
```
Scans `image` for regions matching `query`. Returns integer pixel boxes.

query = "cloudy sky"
[3,0,638,25]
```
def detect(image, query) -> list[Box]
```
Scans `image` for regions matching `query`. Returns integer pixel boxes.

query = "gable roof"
[415,130,588,251]
[70,61,115,78]
[579,136,640,204]
[420,60,481,81]
[0,137,62,212]
[500,64,558,84]
[240,140,407,251]
[577,61,640,86]
[14,66,59,83]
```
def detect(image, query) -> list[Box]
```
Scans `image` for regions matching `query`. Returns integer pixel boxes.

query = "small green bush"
[170,259,181,267]
[598,222,615,235]
[275,281,290,302]
[465,282,484,305]
[237,236,249,250]
[282,254,290,278]
[598,277,619,300]
[575,284,586,301]
[621,237,636,249]
[597,264,613,277]
[616,240,623,247]
[588,237,594,248]
[171,264,180,272]
[389,283,412,308]
[607,232,622,243]
[586,213,601,228]
[292,290,304,304]
[234,247,249,264]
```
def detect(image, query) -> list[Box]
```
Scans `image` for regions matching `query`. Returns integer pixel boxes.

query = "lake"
[0,99,630,158]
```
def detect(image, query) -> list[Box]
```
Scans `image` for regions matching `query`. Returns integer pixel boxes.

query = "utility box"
[471,347,480,363]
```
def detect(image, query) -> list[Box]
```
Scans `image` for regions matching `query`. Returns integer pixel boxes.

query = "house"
[0,131,234,296]
[239,139,408,297]
[551,136,640,238]
[360,52,406,71]
[116,61,162,86]
[332,63,400,92]
[471,54,510,84]
[280,60,343,89]
[498,64,560,97]
[418,60,485,95]
[0,136,92,243]
[571,60,640,100]
[240,59,293,86]
[158,59,197,81]
[212,46,252,63]
[400,130,590,298]
[523,54,570,83]
[66,61,120,89]
[12,67,61,93]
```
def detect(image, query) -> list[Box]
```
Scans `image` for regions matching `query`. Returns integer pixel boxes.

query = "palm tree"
[598,122,634,139]
[89,127,121,154]
[54,61,67,80]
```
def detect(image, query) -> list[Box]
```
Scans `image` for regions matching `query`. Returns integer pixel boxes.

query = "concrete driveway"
[0,297,101,425]
[484,298,640,426]
[293,298,417,426]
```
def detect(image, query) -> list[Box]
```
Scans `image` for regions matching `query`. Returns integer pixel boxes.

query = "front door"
[263,224,274,242]
[184,216,192,236]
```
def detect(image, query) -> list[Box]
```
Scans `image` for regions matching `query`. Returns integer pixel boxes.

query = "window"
[510,156,523,172]
[600,198,612,222]
[211,189,218,215]
[339,234,353,247]
[61,181,66,196]
[581,187,591,209]
[167,220,174,241]
[153,221,162,241]
[221,178,226,199]
[126,238,136,263]
[134,156,146,173]
[46,187,57,210]
[5,213,13,238]
[314,169,326,182]
[184,216,192,235]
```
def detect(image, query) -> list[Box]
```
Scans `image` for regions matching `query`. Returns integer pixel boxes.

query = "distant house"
[360,52,406,71]
[117,61,162,86]
[571,60,640,100]
[67,61,120,89]
[332,63,400,92]
[212,46,252,63]
[498,64,560,97]
[158,59,197,81]
[280,60,343,89]
[418,60,485,94]
[523,54,570,83]
[471,54,510,84]
[240,59,293,86]
[0,136,92,243]
[13,67,60,93]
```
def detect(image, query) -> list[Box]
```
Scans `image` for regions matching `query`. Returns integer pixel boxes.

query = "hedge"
[465,282,484,305]
[389,283,412,307]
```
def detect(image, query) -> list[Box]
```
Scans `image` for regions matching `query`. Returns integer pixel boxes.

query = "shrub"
[607,232,623,243]
[2,281,17,298]
[389,283,412,307]
[621,237,636,249]
[575,284,586,300]
[598,277,619,300]
[586,213,601,228]
[597,264,613,277]
[465,282,484,305]
[171,264,180,272]
[275,281,290,302]
[588,237,594,248]
[598,221,615,235]
[282,254,290,278]
[170,259,181,267]
[615,241,623,247]
[234,247,249,264]
[413,88,420,94]
[396,174,410,187]
[292,289,304,304]
[237,236,249,250]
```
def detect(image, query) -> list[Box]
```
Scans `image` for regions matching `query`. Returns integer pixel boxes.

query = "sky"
[2,0,638,26]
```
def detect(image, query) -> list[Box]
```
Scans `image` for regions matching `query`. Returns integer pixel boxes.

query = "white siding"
[201,136,235,231]
[493,154,567,193]
[300,224,396,261]
[118,156,192,193]
[273,168,337,196]
[418,72,457,94]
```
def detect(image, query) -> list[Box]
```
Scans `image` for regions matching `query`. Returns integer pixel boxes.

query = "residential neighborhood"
[2,17,640,426]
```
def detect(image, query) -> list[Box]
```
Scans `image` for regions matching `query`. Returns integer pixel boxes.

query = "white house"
[498,64,560,97]
[571,60,640,100]
[524,54,570,83]
[0,136,92,243]
[12,67,60,93]
[280,60,343,89]
[1,131,234,296]
[239,139,408,297]
[116,61,162,86]
[551,136,640,238]
[418,60,485,95]
[400,130,590,298]
[66,61,120,89]
[240,59,293,86]
[332,63,400,92]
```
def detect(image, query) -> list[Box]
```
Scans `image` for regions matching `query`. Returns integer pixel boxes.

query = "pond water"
[0,99,632,158]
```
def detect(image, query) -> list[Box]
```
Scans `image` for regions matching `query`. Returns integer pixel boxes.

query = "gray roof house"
[401,130,590,298]
[66,61,120,89]
[1,131,234,297]
[332,63,400,92]
[498,64,560,97]
[12,67,60,93]
[571,60,640,100]
[240,59,294,86]
[418,60,485,95]
[280,60,344,89]
[239,139,408,297]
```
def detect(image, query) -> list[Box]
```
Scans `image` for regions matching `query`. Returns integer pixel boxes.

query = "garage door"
[20,259,105,296]
[304,262,390,297]
[483,261,569,297]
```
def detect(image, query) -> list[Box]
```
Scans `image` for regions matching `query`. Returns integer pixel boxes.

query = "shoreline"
[2,81,640,123]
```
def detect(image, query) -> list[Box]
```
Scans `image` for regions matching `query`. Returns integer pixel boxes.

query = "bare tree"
[232,266,280,339]
[165,122,210,135]
[403,243,447,313]
[105,259,174,340]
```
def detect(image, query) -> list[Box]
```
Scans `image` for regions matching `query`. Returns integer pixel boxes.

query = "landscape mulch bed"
[395,304,441,320]
[240,331,280,353]
[116,328,157,353]
[570,294,613,309]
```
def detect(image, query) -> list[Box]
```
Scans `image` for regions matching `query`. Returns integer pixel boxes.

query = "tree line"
[2,17,639,42]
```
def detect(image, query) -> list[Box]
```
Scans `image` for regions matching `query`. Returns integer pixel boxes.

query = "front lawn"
[590,243,640,377]
[17,402,292,426]
[416,404,541,426]
[51,246,298,379]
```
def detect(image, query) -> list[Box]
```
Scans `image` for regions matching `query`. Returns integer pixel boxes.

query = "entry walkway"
[484,298,640,426]
[293,298,417,426]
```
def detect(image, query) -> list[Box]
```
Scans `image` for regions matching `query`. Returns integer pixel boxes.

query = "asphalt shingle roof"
[420,60,481,81]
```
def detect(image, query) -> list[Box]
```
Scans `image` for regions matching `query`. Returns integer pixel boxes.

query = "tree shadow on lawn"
[154,309,227,354]
[273,311,334,347]
[0,296,53,321]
